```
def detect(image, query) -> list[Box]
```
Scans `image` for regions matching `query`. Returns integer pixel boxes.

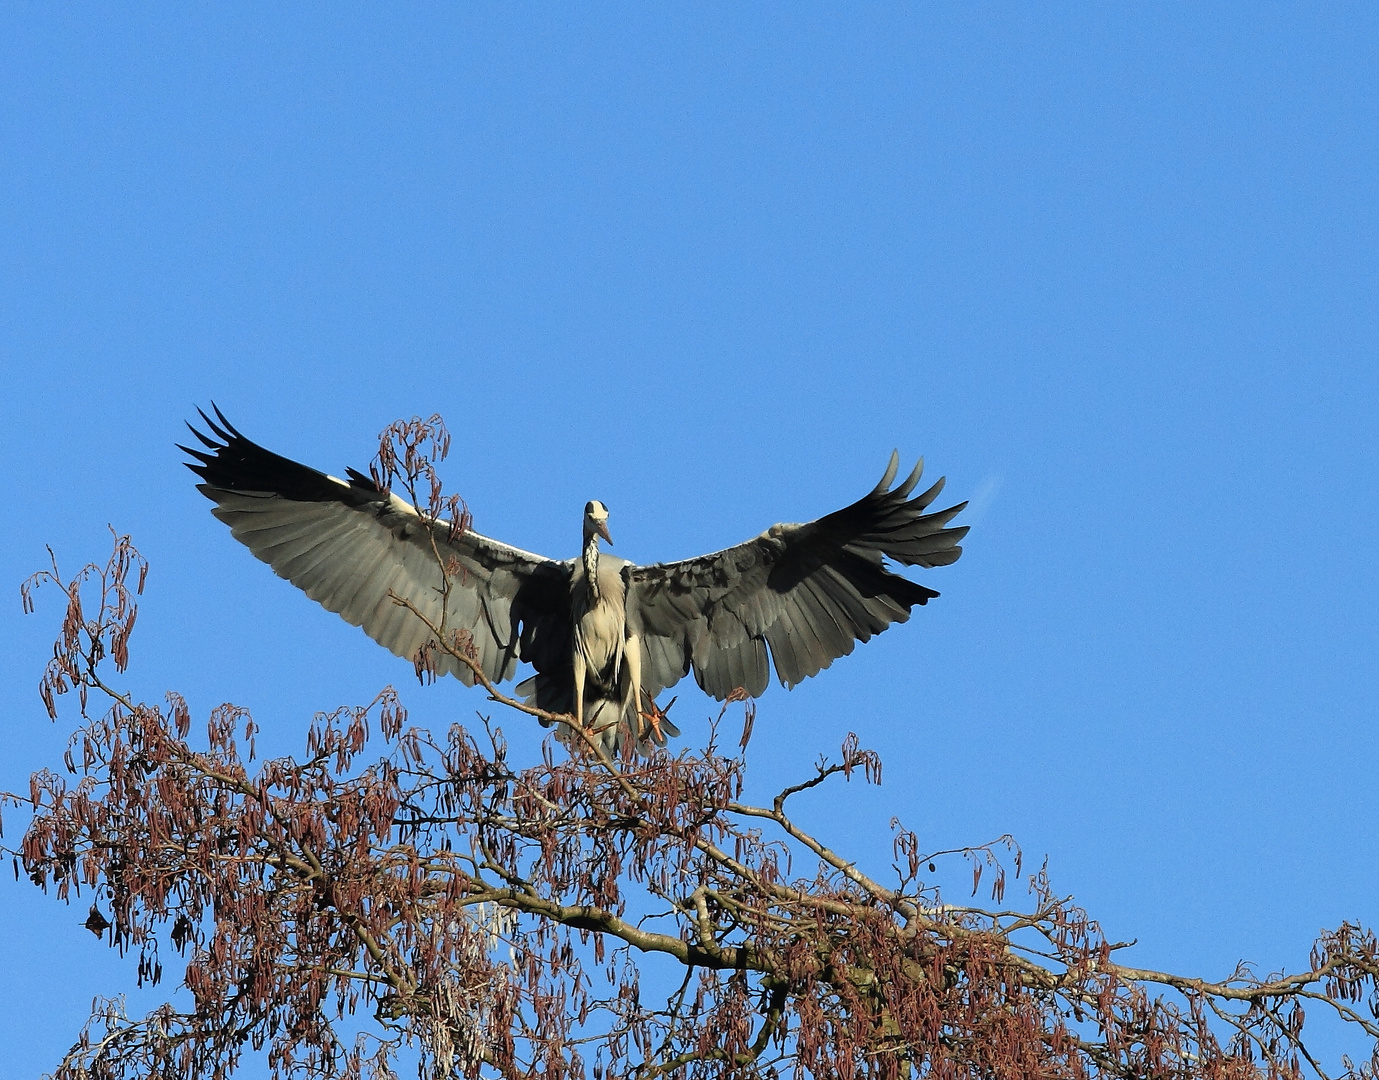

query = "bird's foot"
[637,695,676,745]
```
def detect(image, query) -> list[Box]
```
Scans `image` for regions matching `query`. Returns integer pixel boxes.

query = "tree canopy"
[9,424,1379,1080]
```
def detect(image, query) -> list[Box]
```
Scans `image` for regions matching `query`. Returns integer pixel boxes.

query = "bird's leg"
[624,633,667,744]
[624,632,644,741]
[572,646,587,730]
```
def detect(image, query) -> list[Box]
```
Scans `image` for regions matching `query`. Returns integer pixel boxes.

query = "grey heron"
[182,408,968,753]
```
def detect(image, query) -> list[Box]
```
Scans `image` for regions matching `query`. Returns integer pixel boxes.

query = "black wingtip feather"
[182,422,220,451]
[871,450,901,497]
[894,457,925,500]
[908,476,946,512]
[210,401,244,440]
[195,405,230,443]
[181,406,383,506]
[177,444,216,471]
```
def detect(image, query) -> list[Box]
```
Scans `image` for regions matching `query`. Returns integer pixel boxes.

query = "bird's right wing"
[182,409,573,687]
[627,453,967,702]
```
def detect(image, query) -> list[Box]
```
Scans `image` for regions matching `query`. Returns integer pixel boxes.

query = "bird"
[181,407,968,754]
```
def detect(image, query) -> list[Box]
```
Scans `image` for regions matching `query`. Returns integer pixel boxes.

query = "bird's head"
[583,500,612,545]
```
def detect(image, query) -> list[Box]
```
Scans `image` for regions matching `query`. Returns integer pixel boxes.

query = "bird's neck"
[582,534,601,601]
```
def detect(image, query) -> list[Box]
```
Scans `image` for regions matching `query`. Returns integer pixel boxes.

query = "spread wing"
[181,407,573,686]
[627,453,967,701]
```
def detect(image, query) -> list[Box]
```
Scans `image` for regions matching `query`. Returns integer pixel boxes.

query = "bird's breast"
[574,594,625,685]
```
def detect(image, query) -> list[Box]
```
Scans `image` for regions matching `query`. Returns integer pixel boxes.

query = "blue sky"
[2,4,1376,1072]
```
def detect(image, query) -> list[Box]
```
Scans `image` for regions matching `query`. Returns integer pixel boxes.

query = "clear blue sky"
[2,5,1376,1072]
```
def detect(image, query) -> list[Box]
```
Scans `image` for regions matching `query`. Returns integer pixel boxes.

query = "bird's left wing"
[182,409,572,686]
[626,453,967,702]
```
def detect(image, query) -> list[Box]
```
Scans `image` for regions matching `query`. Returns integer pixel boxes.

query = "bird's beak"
[598,521,613,545]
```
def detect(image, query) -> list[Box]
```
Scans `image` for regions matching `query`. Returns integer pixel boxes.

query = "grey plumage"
[182,408,968,753]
